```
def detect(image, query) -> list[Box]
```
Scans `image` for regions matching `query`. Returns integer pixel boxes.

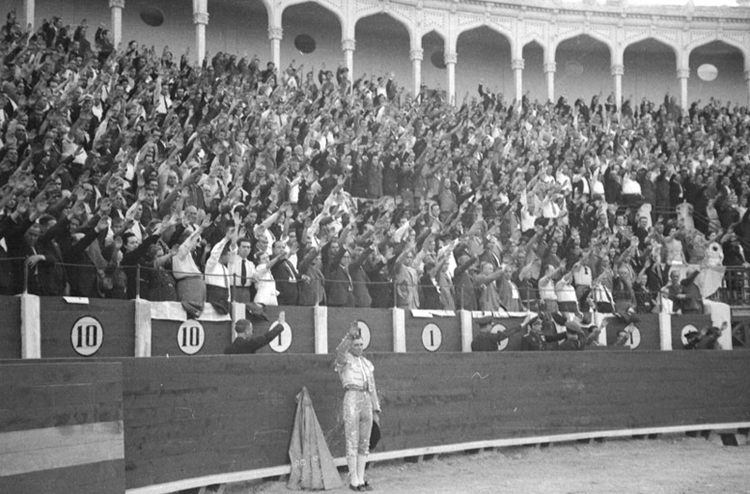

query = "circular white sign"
[422,323,443,352]
[177,320,205,355]
[681,324,699,347]
[697,64,718,82]
[356,320,372,350]
[490,323,510,351]
[268,321,292,353]
[71,316,104,356]
[622,324,641,349]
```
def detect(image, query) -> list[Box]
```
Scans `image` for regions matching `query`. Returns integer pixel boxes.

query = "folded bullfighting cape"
[287,387,342,490]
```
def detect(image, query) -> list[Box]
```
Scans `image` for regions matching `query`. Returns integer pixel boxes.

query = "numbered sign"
[490,323,509,351]
[422,323,443,352]
[622,324,641,349]
[268,321,292,353]
[357,320,372,350]
[177,320,205,355]
[71,316,104,357]
[681,324,698,348]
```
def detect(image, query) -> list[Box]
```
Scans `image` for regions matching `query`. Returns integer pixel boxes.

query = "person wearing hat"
[471,315,520,352]
[520,314,568,351]
[559,320,601,350]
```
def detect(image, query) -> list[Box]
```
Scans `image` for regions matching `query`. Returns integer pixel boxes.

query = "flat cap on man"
[476,315,493,326]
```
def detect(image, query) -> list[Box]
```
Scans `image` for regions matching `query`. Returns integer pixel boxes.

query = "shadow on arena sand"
[226,435,750,494]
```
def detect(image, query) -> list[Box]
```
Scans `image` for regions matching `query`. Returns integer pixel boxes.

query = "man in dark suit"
[453,245,478,311]
[224,318,283,354]
[326,246,355,307]
[669,170,685,212]
[270,240,299,305]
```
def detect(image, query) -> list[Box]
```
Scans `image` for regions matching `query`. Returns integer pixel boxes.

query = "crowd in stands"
[1,11,749,324]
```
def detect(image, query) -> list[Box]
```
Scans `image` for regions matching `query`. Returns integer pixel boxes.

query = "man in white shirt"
[205,232,235,314]
[229,237,256,304]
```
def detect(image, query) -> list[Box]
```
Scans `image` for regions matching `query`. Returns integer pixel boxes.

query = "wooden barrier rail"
[0,294,737,359]
[0,362,125,494]
[2,351,750,494]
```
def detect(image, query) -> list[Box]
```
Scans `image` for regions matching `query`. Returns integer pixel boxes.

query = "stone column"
[268,26,283,69]
[512,58,524,105]
[410,49,423,97]
[445,52,457,105]
[744,70,750,108]
[544,62,556,103]
[24,0,35,30]
[109,0,124,48]
[193,10,209,67]
[611,64,624,113]
[342,38,355,78]
[677,68,690,113]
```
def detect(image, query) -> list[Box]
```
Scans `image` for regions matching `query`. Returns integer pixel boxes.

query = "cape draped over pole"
[287,386,342,490]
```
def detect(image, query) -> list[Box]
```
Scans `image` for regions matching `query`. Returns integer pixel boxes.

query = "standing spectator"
[229,237,256,304]
[326,246,355,307]
[298,246,326,306]
[453,245,477,311]
[271,239,299,305]
[394,246,419,309]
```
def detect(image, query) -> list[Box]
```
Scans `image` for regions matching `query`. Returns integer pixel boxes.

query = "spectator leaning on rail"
[224,316,283,354]
[471,314,521,352]
[520,313,568,351]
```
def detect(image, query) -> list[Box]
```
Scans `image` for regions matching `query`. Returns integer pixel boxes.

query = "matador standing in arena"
[335,321,381,491]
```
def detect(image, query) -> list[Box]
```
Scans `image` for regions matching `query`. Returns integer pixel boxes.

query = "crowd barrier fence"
[2,257,749,306]
[0,291,735,359]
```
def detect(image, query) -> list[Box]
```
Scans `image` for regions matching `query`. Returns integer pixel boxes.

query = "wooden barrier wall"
[39,298,136,358]
[605,314,661,350]
[120,351,750,492]
[1,293,744,359]
[671,314,714,350]
[328,307,393,352]
[0,296,21,358]
[0,362,125,494]
[406,312,464,352]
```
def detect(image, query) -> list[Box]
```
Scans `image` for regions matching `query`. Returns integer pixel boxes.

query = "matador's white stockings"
[357,454,367,486]
[347,456,359,486]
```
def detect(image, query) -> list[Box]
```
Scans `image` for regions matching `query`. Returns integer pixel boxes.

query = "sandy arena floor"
[225,435,750,494]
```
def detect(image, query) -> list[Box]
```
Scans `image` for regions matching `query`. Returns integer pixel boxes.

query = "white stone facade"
[20,0,750,105]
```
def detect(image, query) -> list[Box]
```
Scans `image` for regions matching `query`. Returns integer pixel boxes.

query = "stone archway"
[623,38,678,104]
[523,40,546,103]
[355,13,411,88]
[555,35,612,102]
[689,41,746,106]
[207,0,269,60]
[455,26,512,103]
[281,2,342,73]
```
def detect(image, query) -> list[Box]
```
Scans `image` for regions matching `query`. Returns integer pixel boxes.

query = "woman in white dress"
[253,251,284,306]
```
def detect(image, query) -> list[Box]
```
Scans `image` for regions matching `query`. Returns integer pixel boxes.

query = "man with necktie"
[271,240,299,305]
[230,237,256,304]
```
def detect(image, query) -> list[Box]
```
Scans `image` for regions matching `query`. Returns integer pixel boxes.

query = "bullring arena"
[1,0,750,492]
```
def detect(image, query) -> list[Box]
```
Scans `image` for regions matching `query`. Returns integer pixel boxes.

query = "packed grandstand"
[0,9,749,336]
